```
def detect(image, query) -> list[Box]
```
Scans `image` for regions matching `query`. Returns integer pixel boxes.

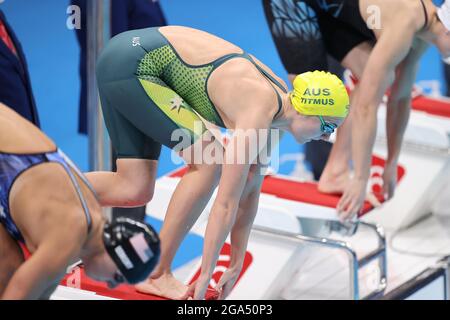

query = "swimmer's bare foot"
[318,170,351,194]
[135,273,189,300]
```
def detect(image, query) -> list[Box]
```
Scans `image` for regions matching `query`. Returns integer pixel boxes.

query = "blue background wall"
[0,0,444,175]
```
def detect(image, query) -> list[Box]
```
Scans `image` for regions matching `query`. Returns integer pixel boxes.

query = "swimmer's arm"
[228,130,282,269]
[350,22,417,184]
[195,119,272,294]
[228,170,263,272]
[1,224,83,299]
[385,39,429,167]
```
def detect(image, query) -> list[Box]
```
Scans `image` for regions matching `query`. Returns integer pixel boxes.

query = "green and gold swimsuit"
[96,27,286,160]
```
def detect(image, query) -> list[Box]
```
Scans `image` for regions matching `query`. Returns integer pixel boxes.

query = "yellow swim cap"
[290,71,349,118]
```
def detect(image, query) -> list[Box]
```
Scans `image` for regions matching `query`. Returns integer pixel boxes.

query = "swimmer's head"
[288,71,349,144]
[84,218,160,288]
[290,71,350,118]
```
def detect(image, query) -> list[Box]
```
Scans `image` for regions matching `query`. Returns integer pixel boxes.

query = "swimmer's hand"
[337,178,367,221]
[182,280,220,300]
[182,278,210,300]
[215,267,240,300]
[180,280,196,300]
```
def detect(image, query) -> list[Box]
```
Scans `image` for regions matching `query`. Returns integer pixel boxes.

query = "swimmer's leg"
[87,73,207,208]
[86,158,158,208]
[86,78,167,208]
[318,41,373,194]
[0,224,24,298]
[90,71,223,298]
[136,134,223,300]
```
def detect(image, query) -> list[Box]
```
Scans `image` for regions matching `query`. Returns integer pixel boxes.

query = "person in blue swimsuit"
[0,103,160,299]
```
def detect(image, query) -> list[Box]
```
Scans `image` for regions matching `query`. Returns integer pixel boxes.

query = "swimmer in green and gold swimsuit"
[88,25,349,300]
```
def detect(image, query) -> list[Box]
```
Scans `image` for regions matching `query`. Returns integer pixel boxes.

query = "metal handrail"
[359,221,387,299]
[380,256,450,300]
[251,220,387,300]
[87,0,111,172]
[435,256,450,301]
[444,256,450,300]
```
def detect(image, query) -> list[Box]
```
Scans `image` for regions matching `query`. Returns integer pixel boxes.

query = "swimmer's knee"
[115,159,157,206]
[114,173,155,206]
[124,184,154,207]
[341,42,372,79]
[135,186,154,206]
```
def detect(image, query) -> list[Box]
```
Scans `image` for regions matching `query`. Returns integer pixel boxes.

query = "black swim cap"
[103,217,160,284]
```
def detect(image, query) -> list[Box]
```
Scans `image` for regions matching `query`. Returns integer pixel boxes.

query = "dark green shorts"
[96,27,206,160]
